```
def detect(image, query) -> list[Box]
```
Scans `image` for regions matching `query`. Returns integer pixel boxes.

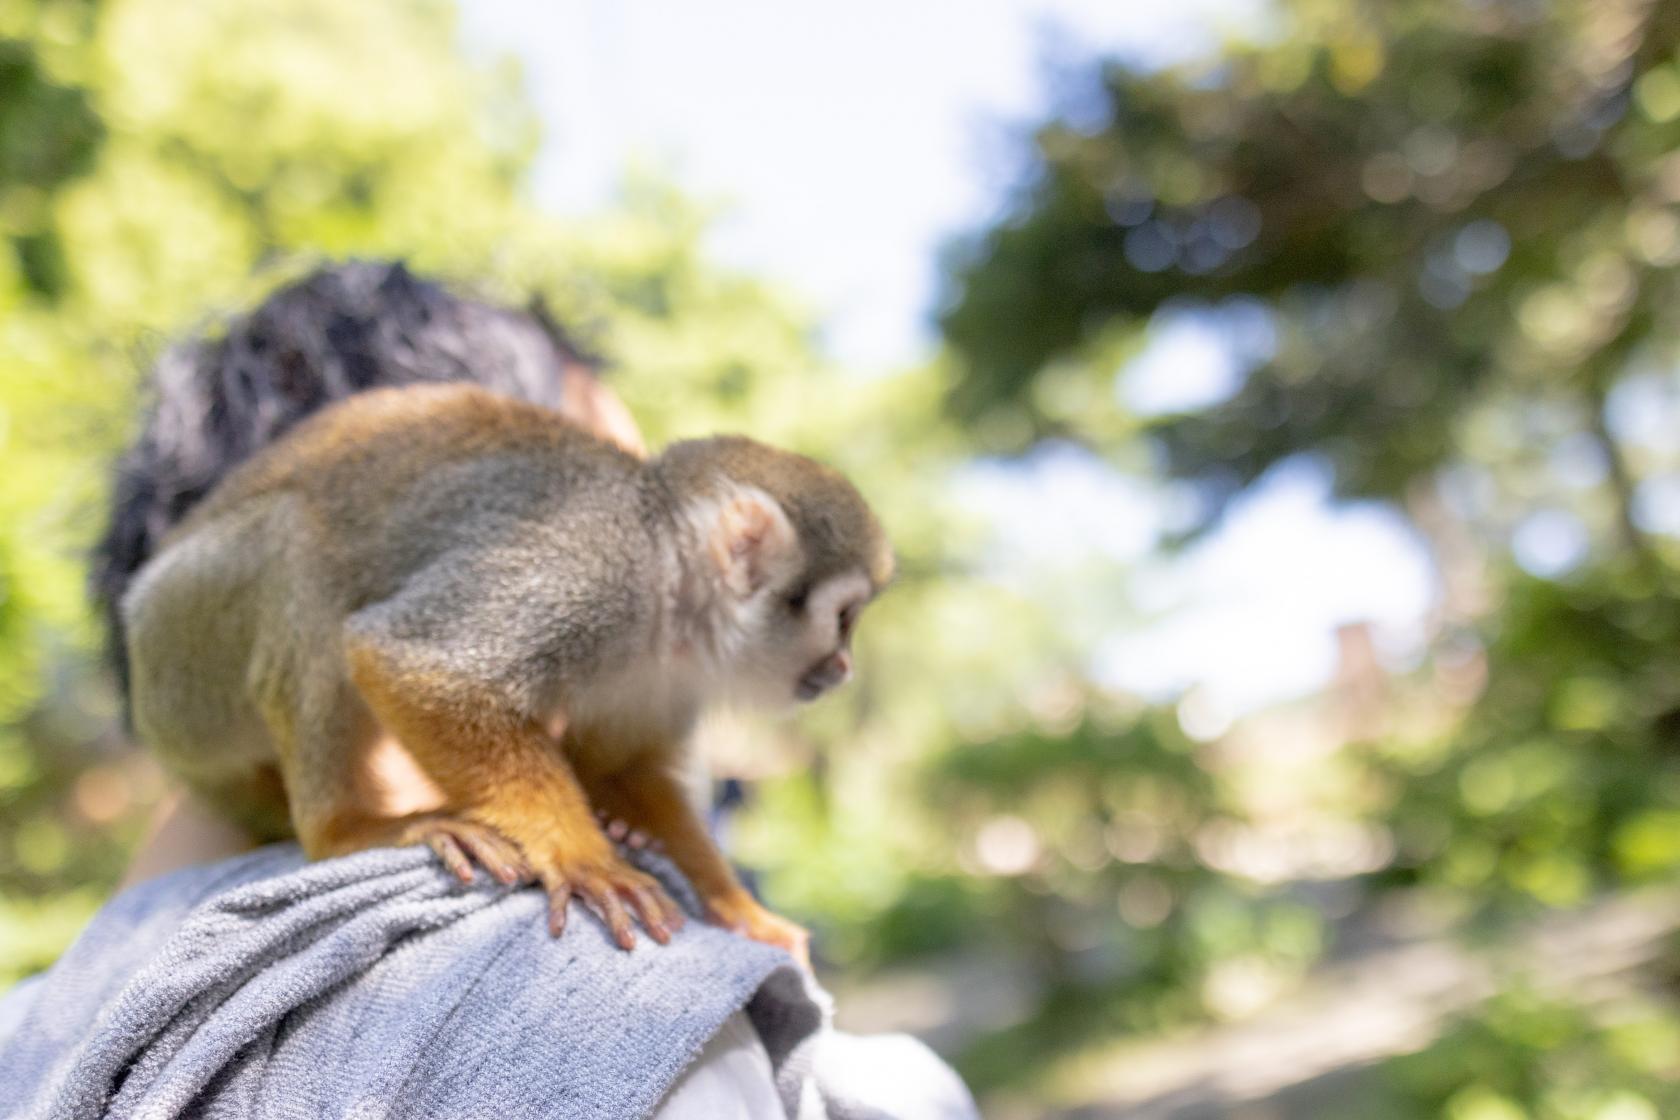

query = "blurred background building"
[2,0,1678,1116]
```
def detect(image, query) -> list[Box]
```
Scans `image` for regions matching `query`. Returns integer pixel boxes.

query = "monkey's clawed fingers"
[541,860,686,949]
[407,816,529,886]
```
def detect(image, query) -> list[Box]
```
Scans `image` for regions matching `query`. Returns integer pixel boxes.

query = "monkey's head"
[655,437,894,708]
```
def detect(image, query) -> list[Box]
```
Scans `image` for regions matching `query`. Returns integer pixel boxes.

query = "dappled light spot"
[1511,510,1588,578]
[1452,221,1510,276]
[973,815,1041,878]
[1115,875,1173,929]
[1123,221,1178,273]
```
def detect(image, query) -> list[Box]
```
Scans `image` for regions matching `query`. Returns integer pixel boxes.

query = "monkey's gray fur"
[92,261,597,708]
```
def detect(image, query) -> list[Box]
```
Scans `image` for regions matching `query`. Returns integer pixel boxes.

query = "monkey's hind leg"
[123,503,302,845]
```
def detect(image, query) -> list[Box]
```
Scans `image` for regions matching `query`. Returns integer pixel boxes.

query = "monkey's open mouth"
[794,676,826,702]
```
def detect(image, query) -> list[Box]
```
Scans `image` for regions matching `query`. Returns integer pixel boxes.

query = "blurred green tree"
[0,0,101,297]
[935,0,1680,1103]
[943,0,1679,544]
[940,0,1680,906]
[1372,988,1680,1120]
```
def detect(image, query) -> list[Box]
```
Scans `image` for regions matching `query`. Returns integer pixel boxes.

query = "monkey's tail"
[91,260,598,713]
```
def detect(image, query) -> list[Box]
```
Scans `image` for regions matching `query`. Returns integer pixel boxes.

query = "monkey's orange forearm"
[336,641,607,864]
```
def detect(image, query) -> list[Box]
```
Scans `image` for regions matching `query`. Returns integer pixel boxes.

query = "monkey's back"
[180,384,647,599]
[123,384,654,834]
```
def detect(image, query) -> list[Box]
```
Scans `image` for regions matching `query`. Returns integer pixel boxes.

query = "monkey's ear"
[709,489,797,598]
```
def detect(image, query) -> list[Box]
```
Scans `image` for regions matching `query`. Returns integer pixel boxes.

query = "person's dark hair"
[92,260,596,706]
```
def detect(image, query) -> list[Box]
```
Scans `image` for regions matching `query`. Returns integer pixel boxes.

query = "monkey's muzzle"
[795,649,852,701]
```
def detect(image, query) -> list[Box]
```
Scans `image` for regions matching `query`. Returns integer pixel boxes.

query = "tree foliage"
[944,0,1680,533]
[939,0,1680,1110]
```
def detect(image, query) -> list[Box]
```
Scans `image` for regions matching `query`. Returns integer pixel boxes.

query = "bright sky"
[462,0,1440,717]
[461,0,1268,365]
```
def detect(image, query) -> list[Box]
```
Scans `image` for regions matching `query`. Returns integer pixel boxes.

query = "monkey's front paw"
[535,852,687,949]
[398,814,530,887]
[706,895,811,969]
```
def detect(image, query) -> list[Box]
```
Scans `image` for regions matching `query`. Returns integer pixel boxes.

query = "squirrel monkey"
[122,383,893,960]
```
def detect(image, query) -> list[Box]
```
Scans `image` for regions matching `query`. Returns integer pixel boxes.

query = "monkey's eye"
[785,583,812,613]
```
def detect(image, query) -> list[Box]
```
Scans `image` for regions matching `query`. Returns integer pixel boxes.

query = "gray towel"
[0,845,976,1120]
